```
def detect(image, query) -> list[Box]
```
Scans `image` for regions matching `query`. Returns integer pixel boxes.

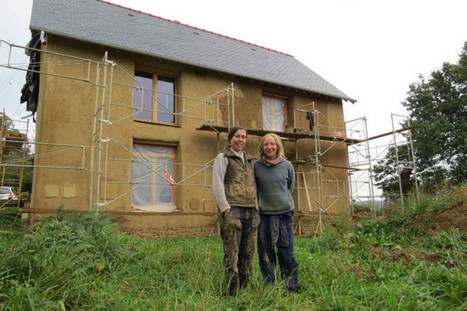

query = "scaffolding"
[287,106,419,234]
[0,39,234,215]
[346,117,376,216]
[0,110,30,208]
[0,38,419,235]
[290,105,367,233]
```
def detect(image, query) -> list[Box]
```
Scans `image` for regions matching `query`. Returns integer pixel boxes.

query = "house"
[25,0,356,237]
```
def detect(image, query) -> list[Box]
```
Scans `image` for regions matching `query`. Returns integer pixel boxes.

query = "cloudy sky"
[1,0,466,139]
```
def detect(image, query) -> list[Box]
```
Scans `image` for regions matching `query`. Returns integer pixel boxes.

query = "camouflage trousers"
[220,206,260,295]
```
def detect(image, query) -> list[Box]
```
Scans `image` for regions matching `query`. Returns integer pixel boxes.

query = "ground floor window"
[131,143,176,212]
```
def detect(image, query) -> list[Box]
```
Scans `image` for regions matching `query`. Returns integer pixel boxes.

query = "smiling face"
[262,135,278,159]
[230,129,247,152]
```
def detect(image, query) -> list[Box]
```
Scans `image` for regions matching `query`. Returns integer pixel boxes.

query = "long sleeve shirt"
[254,159,295,214]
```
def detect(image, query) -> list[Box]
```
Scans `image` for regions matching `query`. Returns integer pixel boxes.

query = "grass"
[0,191,466,310]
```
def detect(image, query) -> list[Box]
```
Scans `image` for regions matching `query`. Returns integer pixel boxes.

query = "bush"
[0,206,22,226]
[20,192,30,201]
[0,211,128,309]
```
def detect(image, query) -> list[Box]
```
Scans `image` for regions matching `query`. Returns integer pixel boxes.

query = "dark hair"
[227,126,247,142]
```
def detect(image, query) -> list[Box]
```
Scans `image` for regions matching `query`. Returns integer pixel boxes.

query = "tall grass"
[0,191,465,310]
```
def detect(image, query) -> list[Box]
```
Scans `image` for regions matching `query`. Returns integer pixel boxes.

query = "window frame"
[133,69,177,124]
[131,143,177,212]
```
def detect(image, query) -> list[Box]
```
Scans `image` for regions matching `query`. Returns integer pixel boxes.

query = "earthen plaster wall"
[30,35,349,237]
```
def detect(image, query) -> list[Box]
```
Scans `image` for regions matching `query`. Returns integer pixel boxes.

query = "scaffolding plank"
[365,125,419,142]
[293,160,361,171]
[196,124,363,144]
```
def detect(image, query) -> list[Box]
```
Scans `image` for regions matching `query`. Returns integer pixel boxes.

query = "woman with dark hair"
[254,133,301,292]
[212,126,259,296]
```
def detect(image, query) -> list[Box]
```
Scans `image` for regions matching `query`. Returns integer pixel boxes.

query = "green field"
[0,190,465,310]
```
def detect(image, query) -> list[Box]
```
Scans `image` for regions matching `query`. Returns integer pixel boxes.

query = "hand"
[223,209,231,216]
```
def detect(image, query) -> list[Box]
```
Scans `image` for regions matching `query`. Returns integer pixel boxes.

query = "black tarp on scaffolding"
[20,31,45,121]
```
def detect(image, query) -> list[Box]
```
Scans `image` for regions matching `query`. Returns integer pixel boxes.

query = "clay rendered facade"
[27,0,355,237]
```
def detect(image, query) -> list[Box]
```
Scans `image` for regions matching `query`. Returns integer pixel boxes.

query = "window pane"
[157,76,175,123]
[134,71,153,121]
[131,144,176,212]
[262,95,287,131]
[131,159,153,206]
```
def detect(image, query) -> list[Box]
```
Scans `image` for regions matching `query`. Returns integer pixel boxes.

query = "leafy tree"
[0,114,15,133]
[402,42,467,188]
[375,42,466,199]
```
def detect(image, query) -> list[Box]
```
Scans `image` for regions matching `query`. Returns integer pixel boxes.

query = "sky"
[0,0,466,140]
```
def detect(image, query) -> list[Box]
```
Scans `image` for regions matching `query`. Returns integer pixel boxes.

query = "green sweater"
[254,159,295,214]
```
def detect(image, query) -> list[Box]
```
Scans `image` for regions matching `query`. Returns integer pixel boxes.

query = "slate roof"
[30,0,356,102]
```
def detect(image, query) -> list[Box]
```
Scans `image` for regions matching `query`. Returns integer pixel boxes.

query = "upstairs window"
[262,95,287,131]
[134,70,175,123]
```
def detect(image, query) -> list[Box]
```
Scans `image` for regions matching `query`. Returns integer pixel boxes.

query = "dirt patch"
[428,203,467,234]
[421,252,446,264]
[351,265,365,278]
[408,187,467,235]
[371,245,446,265]
[371,246,417,264]
[390,246,446,264]
[350,188,466,270]
[427,189,467,234]
[389,246,419,264]
[385,187,466,234]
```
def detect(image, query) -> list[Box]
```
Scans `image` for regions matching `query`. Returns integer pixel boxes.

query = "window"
[133,70,175,123]
[131,143,176,212]
[157,76,175,123]
[262,95,287,131]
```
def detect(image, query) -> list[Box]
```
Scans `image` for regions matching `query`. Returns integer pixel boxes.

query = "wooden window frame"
[134,69,177,125]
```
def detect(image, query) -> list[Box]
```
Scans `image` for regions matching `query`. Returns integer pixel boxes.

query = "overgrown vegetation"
[1,191,465,310]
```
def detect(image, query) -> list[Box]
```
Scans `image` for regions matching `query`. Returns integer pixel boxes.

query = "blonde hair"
[258,133,286,159]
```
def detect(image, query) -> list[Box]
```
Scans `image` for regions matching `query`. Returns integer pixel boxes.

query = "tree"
[0,114,15,133]
[373,141,417,202]
[374,42,466,198]
[403,42,466,188]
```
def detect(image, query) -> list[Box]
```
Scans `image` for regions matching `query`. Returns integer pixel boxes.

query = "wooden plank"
[196,124,363,144]
[301,172,312,212]
[21,208,217,216]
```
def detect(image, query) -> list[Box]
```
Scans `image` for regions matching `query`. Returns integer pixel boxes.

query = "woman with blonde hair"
[254,133,300,292]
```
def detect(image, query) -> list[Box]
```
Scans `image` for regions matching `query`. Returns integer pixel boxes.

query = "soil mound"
[428,201,467,234]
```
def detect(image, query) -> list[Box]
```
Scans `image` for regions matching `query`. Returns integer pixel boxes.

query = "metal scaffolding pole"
[391,113,404,204]
[407,118,420,203]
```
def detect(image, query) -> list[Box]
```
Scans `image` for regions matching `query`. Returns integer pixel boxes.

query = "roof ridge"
[97,0,293,57]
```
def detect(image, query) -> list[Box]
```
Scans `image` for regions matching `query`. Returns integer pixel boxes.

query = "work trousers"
[257,211,300,291]
[220,206,260,295]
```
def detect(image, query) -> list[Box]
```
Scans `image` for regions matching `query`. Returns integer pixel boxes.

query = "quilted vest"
[223,148,256,208]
